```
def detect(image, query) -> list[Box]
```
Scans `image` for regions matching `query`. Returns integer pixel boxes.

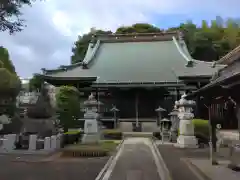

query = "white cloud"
[0,0,239,78]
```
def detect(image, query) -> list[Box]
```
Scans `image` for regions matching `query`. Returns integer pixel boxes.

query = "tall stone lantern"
[169,106,180,142]
[174,93,198,148]
[82,93,103,144]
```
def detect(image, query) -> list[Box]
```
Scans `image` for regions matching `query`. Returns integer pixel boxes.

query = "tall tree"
[0,46,16,73]
[116,23,162,34]
[0,0,41,34]
[29,73,43,92]
[0,46,21,116]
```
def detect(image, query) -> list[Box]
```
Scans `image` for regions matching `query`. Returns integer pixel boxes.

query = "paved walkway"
[158,144,204,180]
[102,138,162,180]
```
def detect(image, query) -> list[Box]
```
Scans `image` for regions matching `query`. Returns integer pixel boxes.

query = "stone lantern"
[110,105,119,129]
[169,106,180,142]
[82,93,103,143]
[160,118,171,143]
[155,106,166,127]
[174,93,198,148]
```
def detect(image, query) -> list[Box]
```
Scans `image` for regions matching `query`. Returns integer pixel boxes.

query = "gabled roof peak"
[92,31,179,43]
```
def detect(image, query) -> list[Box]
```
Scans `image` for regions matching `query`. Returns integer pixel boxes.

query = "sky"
[0,0,240,78]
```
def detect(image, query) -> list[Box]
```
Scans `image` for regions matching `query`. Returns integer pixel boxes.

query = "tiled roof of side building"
[216,45,240,65]
[42,32,223,84]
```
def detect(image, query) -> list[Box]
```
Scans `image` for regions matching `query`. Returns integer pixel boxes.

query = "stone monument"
[175,93,198,148]
[82,93,102,143]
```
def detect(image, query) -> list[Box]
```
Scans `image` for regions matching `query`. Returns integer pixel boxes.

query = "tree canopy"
[0,46,20,96]
[29,73,43,92]
[55,86,81,132]
[71,19,240,64]
[0,46,20,116]
[0,0,41,34]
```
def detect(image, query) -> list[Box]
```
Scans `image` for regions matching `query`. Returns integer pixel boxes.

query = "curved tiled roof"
[42,33,222,85]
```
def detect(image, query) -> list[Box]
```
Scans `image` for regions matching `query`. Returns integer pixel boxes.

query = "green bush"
[193,119,209,136]
[102,129,122,140]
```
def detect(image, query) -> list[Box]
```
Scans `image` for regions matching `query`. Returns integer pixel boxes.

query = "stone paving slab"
[107,138,161,180]
[188,158,240,180]
[158,144,203,180]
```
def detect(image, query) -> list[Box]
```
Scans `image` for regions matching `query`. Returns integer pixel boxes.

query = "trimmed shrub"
[62,148,108,157]
[193,119,209,137]
[102,129,122,140]
[61,131,83,147]
[61,142,117,158]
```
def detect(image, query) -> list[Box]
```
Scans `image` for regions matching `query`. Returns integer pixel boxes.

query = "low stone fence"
[0,133,63,152]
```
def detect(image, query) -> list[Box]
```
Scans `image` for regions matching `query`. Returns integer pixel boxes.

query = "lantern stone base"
[175,135,198,148]
[82,119,100,144]
[82,134,100,144]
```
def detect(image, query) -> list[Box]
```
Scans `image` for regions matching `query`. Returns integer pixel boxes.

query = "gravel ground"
[0,154,108,180]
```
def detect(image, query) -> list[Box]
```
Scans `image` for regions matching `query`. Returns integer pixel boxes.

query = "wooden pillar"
[135,92,139,127]
[209,104,218,165]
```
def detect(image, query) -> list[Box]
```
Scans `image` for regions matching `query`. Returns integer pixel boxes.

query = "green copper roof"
[43,33,223,85]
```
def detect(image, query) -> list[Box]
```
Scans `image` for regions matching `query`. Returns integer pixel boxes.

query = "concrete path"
[101,138,162,180]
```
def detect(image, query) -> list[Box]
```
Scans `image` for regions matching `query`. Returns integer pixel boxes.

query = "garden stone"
[50,135,57,150]
[29,134,37,151]
[44,137,51,151]
[2,134,16,151]
[56,134,62,149]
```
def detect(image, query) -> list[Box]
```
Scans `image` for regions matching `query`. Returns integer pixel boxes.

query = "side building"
[39,32,223,121]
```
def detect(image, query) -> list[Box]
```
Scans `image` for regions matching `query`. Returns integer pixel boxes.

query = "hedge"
[61,141,118,157]
[61,130,83,147]
[102,129,122,140]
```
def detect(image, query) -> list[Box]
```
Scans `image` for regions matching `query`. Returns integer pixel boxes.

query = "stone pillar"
[29,135,37,151]
[174,93,198,148]
[44,137,51,151]
[56,134,62,149]
[2,134,16,151]
[51,135,57,150]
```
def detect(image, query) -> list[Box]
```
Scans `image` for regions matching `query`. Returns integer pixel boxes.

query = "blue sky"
[0,0,240,78]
